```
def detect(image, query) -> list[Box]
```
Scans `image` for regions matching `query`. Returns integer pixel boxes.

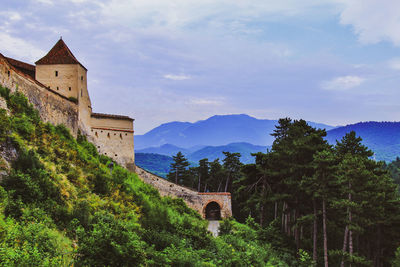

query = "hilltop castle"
[0,39,232,219]
[0,39,135,170]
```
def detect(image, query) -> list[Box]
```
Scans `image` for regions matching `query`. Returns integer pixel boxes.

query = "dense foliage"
[0,86,300,266]
[232,119,400,266]
[384,157,400,188]
[170,118,400,266]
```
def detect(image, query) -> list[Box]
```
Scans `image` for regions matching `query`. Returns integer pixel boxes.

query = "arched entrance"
[205,201,221,220]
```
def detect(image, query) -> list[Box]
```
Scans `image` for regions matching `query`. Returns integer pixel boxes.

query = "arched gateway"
[136,167,232,219]
[205,201,221,220]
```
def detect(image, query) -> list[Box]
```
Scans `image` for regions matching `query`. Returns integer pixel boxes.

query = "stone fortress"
[0,39,231,220]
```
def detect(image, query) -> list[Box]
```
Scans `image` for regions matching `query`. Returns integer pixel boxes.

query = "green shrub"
[75,211,146,266]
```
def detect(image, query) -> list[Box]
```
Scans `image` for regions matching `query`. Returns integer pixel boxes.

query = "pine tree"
[167,152,190,185]
[222,152,241,192]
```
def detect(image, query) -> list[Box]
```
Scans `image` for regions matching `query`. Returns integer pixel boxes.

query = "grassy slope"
[0,86,306,266]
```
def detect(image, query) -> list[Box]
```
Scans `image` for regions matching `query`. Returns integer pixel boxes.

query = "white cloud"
[0,33,44,63]
[0,11,22,21]
[321,75,365,90]
[35,0,54,5]
[338,0,400,45]
[188,97,224,106]
[163,74,191,81]
[388,58,400,71]
[98,0,338,31]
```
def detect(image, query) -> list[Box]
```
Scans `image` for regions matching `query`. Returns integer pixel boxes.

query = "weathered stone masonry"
[136,167,232,219]
[0,56,79,134]
[0,39,232,219]
[0,39,134,170]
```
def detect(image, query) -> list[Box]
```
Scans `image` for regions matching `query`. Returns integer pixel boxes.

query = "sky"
[1,0,400,134]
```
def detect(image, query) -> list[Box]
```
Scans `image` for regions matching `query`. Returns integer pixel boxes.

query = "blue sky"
[1,0,400,134]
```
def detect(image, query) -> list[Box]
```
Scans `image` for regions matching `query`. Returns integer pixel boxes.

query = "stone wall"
[35,64,80,99]
[136,166,232,218]
[0,55,79,135]
[90,115,135,171]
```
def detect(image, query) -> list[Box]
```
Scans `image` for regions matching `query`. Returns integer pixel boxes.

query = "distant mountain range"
[326,121,400,162]
[135,115,400,167]
[137,142,270,165]
[135,114,334,149]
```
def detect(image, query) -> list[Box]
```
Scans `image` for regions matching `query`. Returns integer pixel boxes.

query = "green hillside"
[0,87,304,265]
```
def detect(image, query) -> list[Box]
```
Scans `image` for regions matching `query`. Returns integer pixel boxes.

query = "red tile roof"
[91,112,134,121]
[5,57,35,79]
[35,39,87,70]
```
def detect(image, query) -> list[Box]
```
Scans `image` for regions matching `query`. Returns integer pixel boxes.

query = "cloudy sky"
[2,0,400,134]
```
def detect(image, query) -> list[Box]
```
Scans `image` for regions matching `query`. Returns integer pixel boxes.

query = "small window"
[120,134,122,139]
[107,133,110,138]
[105,153,107,155]
[125,133,127,136]
[81,76,83,81]
[7,70,10,77]
[55,71,58,77]
[101,130,103,133]
[95,132,98,137]
[115,154,117,157]
[57,87,59,90]
[68,87,71,91]
[114,133,116,136]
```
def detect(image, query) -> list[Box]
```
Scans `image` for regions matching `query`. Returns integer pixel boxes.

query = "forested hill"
[0,87,303,265]
[326,121,400,161]
[137,118,400,162]
[137,142,270,164]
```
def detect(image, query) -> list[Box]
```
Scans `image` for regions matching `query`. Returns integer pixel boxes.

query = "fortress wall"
[90,116,135,170]
[135,166,232,218]
[77,65,91,134]
[35,64,79,99]
[0,56,79,135]
[198,193,232,218]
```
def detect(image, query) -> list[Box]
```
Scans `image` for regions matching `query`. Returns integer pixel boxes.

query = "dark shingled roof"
[5,57,36,79]
[91,112,134,121]
[35,39,87,70]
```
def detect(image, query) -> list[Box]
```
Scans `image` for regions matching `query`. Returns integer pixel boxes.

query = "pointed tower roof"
[35,38,87,70]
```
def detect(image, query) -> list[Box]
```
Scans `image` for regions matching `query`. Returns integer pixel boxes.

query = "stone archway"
[205,201,221,220]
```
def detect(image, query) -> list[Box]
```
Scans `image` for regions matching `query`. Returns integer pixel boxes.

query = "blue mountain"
[326,121,400,162]
[135,114,334,149]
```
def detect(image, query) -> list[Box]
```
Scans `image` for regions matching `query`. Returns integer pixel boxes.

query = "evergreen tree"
[208,159,224,192]
[167,152,190,185]
[197,158,209,192]
[222,152,242,192]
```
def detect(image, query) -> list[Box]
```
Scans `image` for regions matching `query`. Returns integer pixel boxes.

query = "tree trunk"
[349,182,353,267]
[295,207,300,249]
[224,172,231,192]
[313,198,318,264]
[322,198,328,267]
[274,201,278,220]
[217,179,223,192]
[260,178,266,228]
[197,173,201,192]
[260,202,264,228]
[281,202,285,231]
[340,225,349,267]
